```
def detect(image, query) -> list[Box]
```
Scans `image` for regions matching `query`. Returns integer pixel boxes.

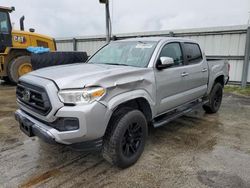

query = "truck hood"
[29,63,150,89]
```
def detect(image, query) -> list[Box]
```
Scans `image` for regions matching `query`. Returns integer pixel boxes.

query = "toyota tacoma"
[15,37,229,168]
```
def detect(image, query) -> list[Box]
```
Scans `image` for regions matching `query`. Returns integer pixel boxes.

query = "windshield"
[88,41,157,68]
[0,12,10,33]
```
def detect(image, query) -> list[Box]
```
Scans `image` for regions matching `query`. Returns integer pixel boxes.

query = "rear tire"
[7,56,32,84]
[203,83,223,114]
[102,108,148,169]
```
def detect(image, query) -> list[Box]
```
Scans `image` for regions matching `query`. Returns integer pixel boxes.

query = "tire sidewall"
[112,110,148,168]
[8,56,31,84]
[210,83,223,112]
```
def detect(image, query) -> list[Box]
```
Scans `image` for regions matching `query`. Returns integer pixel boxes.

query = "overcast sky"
[2,0,250,38]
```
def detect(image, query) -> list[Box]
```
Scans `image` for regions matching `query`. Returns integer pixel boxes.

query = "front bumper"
[15,99,110,145]
[15,110,57,144]
[15,109,104,151]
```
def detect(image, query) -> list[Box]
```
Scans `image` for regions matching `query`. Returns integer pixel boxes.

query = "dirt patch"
[20,169,61,188]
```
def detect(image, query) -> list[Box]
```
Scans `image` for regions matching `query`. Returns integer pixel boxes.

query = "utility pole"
[99,0,111,43]
[242,12,250,88]
[248,11,250,25]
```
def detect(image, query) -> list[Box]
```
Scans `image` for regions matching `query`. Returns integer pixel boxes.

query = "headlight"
[58,87,105,104]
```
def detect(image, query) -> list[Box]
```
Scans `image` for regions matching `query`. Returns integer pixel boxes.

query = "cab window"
[159,42,184,66]
[184,43,203,64]
[0,12,10,33]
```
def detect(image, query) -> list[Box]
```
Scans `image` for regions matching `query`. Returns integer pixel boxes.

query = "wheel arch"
[6,48,31,62]
[6,48,30,71]
[103,90,155,137]
[214,75,225,87]
[207,74,225,94]
[6,51,32,84]
[111,97,153,122]
[1,48,30,77]
[106,90,155,122]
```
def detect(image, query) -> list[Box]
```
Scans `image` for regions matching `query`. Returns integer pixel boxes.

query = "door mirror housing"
[157,57,174,69]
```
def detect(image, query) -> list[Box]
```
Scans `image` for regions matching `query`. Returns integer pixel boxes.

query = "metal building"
[56,25,250,85]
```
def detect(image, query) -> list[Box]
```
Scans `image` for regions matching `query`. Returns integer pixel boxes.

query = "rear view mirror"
[157,57,174,69]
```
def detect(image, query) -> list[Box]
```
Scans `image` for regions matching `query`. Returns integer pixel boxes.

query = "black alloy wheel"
[121,122,143,158]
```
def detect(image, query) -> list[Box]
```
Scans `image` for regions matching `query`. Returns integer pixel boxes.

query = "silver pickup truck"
[15,37,229,168]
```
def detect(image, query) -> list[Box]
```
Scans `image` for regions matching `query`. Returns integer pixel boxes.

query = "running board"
[153,99,207,128]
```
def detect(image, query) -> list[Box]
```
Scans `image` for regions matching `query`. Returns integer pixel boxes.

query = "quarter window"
[159,43,184,66]
[184,43,202,64]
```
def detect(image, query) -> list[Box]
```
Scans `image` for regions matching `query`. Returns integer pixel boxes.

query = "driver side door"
[155,42,189,115]
[0,11,12,53]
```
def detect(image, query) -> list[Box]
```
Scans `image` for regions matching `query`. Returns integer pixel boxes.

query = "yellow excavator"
[0,6,56,84]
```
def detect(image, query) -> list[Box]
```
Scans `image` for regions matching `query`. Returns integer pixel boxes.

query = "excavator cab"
[0,6,13,53]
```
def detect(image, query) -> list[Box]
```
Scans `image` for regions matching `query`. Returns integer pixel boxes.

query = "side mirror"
[157,57,174,69]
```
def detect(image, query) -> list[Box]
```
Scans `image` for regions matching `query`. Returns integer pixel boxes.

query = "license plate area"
[19,118,35,137]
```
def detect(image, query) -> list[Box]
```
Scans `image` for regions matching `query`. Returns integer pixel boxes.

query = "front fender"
[102,89,156,122]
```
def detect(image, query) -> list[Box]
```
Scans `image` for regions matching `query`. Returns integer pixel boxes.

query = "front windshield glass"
[0,12,10,33]
[88,41,157,68]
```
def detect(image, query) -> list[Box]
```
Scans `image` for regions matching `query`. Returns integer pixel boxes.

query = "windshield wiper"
[88,62,131,67]
[138,41,146,44]
[105,63,130,66]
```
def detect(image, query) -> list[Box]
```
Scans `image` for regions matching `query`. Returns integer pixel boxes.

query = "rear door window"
[184,43,203,64]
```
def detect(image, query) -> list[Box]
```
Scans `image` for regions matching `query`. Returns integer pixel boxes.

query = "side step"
[153,99,207,128]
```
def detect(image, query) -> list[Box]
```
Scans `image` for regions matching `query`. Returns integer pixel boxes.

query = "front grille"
[16,82,52,115]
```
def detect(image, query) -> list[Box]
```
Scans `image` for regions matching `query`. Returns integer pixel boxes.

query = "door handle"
[181,72,189,77]
[202,68,208,72]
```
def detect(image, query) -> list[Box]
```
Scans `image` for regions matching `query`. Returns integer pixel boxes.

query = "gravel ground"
[0,84,250,188]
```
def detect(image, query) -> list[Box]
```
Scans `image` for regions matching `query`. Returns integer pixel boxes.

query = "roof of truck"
[119,37,196,43]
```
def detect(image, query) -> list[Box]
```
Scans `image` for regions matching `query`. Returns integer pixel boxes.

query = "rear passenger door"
[182,42,208,100]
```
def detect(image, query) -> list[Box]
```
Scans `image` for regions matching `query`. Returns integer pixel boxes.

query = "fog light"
[51,118,79,132]
[63,119,79,131]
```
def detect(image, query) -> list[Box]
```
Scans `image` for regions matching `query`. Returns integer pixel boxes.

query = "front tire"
[7,56,32,84]
[102,108,148,169]
[203,83,223,113]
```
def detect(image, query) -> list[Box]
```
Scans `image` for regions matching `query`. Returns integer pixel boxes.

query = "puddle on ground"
[198,170,250,188]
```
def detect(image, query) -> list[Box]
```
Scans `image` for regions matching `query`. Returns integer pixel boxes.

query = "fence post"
[169,31,174,37]
[241,27,250,88]
[73,38,77,51]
